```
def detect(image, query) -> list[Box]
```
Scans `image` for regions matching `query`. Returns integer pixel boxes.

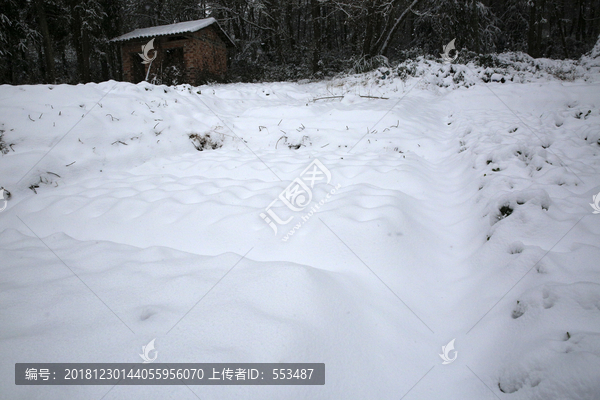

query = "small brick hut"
[111,18,234,85]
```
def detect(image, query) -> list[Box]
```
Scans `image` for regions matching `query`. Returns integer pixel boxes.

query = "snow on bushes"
[334,50,595,95]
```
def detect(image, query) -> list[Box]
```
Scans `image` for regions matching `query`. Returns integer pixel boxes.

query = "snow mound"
[1,58,599,400]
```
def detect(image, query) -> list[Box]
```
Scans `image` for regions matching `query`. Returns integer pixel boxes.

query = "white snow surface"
[111,17,218,42]
[1,57,600,399]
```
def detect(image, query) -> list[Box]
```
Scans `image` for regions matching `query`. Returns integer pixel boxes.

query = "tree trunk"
[81,28,91,82]
[559,18,570,58]
[286,2,296,52]
[363,3,376,57]
[472,3,480,53]
[69,1,84,82]
[536,0,546,56]
[35,0,55,83]
[576,0,583,41]
[527,0,538,57]
[375,0,421,56]
[311,0,321,73]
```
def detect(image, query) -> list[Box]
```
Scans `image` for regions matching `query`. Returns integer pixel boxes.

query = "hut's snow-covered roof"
[111,18,234,46]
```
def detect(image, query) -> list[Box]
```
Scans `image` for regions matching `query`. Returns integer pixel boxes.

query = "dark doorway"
[159,47,184,85]
[131,53,145,83]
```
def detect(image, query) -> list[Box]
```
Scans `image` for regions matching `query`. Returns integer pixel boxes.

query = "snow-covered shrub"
[351,55,390,74]
[397,64,417,81]
[392,51,584,89]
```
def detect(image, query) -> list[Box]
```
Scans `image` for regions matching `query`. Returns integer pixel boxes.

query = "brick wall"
[184,27,228,84]
[120,25,228,85]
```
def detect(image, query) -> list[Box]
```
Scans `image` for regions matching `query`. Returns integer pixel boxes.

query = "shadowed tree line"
[1,0,599,84]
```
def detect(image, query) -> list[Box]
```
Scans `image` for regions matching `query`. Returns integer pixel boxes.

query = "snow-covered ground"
[1,54,600,399]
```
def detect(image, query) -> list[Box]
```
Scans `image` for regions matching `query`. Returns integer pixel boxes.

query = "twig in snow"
[66,161,76,167]
[111,140,128,146]
[276,135,287,149]
[106,114,119,121]
[359,95,389,100]
[321,143,330,148]
[312,96,344,102]
[46,171,60,177]
[28,115,35,121]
